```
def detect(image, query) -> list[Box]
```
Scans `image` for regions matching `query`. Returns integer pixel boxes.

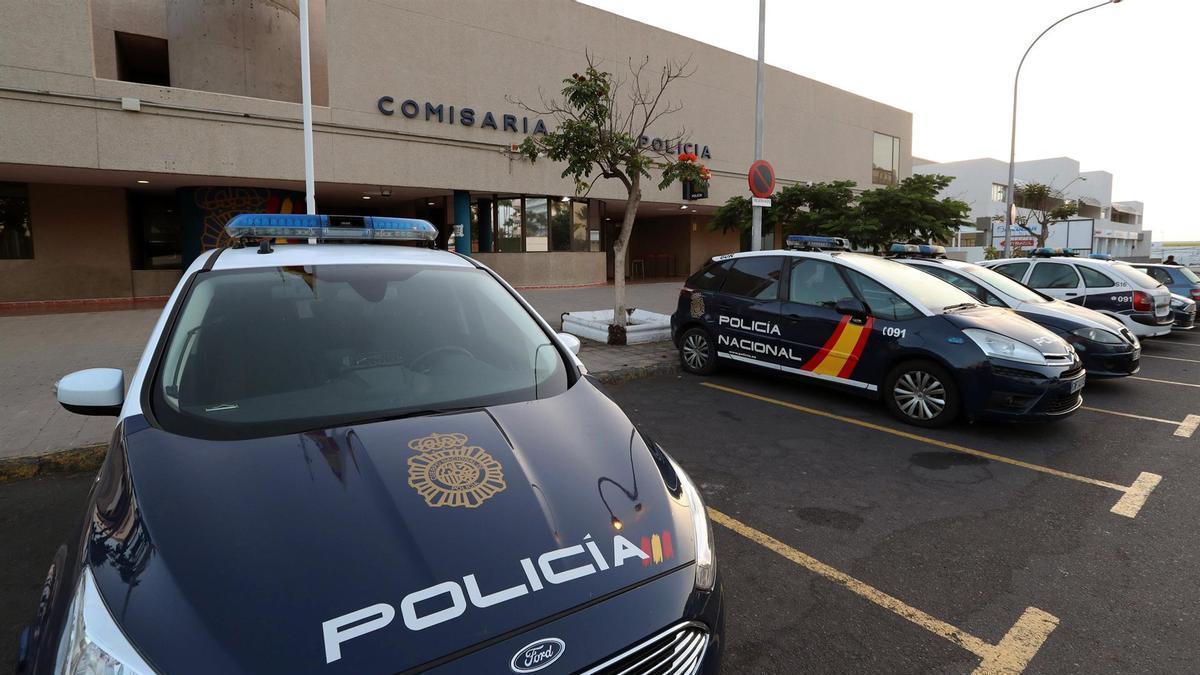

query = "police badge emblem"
[407,432,506,508]
[689,292,705,319]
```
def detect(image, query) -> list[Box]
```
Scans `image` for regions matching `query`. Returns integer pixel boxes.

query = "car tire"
[883,360,960,428]
[679,326,717,375]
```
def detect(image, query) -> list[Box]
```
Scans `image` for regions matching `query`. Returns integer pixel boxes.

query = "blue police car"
[22,215,723,675]
[895,246,1141,378]
[1129,263,1198,331]
[982,250,1174,339]
[671,236,1086,428]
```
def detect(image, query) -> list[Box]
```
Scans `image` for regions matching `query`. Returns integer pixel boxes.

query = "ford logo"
[510,638,565,673]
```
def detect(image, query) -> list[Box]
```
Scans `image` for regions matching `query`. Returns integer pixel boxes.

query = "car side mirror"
[557,332,582,356]
[55,368,124,416]
[835,298,868,319]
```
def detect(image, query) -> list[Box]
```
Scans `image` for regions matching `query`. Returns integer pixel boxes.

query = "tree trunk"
[611,177,641,333]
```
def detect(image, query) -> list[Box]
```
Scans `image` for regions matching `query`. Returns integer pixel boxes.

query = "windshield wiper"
[350,405,485,427]
[941,302,981,312]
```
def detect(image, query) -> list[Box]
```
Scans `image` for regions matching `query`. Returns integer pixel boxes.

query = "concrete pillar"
[477,198,494,253]
[453,190,471,255]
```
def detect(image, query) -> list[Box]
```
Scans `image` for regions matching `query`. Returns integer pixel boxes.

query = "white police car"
[22,215,724,675]
[894,246,1141,378]
[982,249,1173,339]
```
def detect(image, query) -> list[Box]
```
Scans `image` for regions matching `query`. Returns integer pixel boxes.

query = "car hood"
[88,381,695,675]
[940,305,1072,354]
[1025,299,1130,334]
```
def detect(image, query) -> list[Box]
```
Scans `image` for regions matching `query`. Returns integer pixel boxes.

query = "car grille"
[1061,362,1084,379]
[992,365,1045,380]
[581,622,709,675]
[1040,392,1081,415]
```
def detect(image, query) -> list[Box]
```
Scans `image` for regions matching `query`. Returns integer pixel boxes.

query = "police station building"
[0,0,912,303]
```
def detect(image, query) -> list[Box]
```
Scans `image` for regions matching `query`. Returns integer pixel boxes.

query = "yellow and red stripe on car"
[802,315,875,379]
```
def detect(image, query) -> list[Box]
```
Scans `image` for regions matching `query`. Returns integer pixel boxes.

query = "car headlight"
[1171,298,1187,310]
[667,456,715,591]
[1070,327,1125,345]
[55,568,156,675]
[961,329,1048,366]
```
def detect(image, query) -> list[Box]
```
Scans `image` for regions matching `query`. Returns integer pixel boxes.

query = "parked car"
[981,249,1174,339]
[1129,262,1200,303]
[895,248,1140,378]
[19,215,723,675]
[1167,293,1197,330]
[672,236,1086,428]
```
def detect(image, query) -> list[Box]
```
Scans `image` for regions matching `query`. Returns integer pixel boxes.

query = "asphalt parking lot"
[3,330,1199,673]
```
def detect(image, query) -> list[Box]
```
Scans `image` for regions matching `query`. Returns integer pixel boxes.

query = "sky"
[581,0,1199,242]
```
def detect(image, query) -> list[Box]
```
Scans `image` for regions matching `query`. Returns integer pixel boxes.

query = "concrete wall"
[475,252,606,288]
[688,217,739,275]
[0,184,131,302]
[90,0,329,105]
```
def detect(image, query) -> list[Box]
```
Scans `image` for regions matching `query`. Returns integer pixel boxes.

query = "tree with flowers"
[513,53,708,342]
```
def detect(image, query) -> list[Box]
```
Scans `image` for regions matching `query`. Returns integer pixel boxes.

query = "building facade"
[0,0,912,302]
[913,157,1150,261]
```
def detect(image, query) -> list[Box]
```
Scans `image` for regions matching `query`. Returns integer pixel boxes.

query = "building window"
[496,198,523,252]
[0,182,33,259]
[549,199,591,252]
[991,183,1007,202]
[525,197,549,252]
[115,32,170,86]
[872,132,900,186]
[129,193,182,269]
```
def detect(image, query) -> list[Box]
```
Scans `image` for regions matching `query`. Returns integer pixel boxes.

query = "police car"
[893,245,1141,378]
[981,250,1174,339]
[21,215,723,675]
[671,236,1086,428]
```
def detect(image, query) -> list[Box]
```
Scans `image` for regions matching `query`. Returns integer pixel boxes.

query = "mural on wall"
[178,187,303,266]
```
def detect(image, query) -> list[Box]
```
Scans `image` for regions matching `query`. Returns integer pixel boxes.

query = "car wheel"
[679,326,717,375]
[884,360,960,428]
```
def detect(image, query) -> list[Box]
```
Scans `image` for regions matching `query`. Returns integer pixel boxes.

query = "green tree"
[854,174,969,252]
[514,54,708,339]
[773,180,858,237]
[1005,182,1080,248]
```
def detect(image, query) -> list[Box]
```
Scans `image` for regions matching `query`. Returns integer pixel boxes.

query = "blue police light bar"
[224,214,438,242]
[1030,247,1077,258]
[786,235,850,251]
[888,243,946,257]
[1088,252,1114,260]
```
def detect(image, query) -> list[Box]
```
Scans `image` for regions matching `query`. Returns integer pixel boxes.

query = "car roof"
[898,257,974,270]
[207,243,475,272]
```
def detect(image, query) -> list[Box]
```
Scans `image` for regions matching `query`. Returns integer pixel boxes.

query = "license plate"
[1069,377,1085,394]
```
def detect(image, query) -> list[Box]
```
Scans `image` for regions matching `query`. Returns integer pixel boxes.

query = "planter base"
[562,309,672,345]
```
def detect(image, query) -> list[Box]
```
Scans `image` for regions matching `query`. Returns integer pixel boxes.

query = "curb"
[0,444,107,482]
[591,360,680,385]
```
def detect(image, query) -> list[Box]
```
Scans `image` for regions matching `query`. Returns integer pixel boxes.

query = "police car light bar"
[786,235,850,251]
[1088,252,1114,260]
[888,243,947,258]
[224,214,438,242]
[1030,247,1077,258]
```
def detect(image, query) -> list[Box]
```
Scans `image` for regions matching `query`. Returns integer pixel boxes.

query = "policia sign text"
[376,96,713,158]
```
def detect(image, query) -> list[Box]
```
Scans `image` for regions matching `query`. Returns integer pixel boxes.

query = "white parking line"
[1141,354,1200,364]
[710,509,1060,675]
[1130,376,1200,388]
[1080,407,1200,439]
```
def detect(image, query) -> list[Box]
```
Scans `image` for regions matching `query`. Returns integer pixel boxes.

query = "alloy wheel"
[682,332,710,371]
[893,370,947,421]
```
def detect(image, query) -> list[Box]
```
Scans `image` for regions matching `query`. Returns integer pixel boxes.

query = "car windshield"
[151,264,570,439]
[960,263,1048,304]
[1113,263,1163,289]
[1176,267,1200,283]
[843,254,979,311]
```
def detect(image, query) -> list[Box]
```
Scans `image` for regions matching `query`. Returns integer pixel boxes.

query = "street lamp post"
[1004,0,1121,257]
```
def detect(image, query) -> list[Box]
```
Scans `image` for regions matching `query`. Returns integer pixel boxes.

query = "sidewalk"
[0,283,679,461]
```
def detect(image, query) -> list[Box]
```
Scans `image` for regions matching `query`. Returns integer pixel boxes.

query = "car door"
[712,255,785,371]
[1026,261,1085,303]
[777,258,864,378]
[1075,265,1126,312]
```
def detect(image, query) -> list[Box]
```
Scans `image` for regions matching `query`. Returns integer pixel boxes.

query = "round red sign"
[748,160,775,198]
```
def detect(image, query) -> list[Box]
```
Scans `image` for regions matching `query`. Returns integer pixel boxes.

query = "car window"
[844,269,921,320]
[1178,267,1200,283]
[1027,262,1080,289]
[917,267,1001,305]
[152,265,570,440]
[1113,263,1162,289]
[1079,266,1116,288]
[787,259,855,308]
[961,263,1047,304]
[722,256,782,299]
[1147,267,1173,285]
[687,259,732,291]
[993,262,1029,282]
